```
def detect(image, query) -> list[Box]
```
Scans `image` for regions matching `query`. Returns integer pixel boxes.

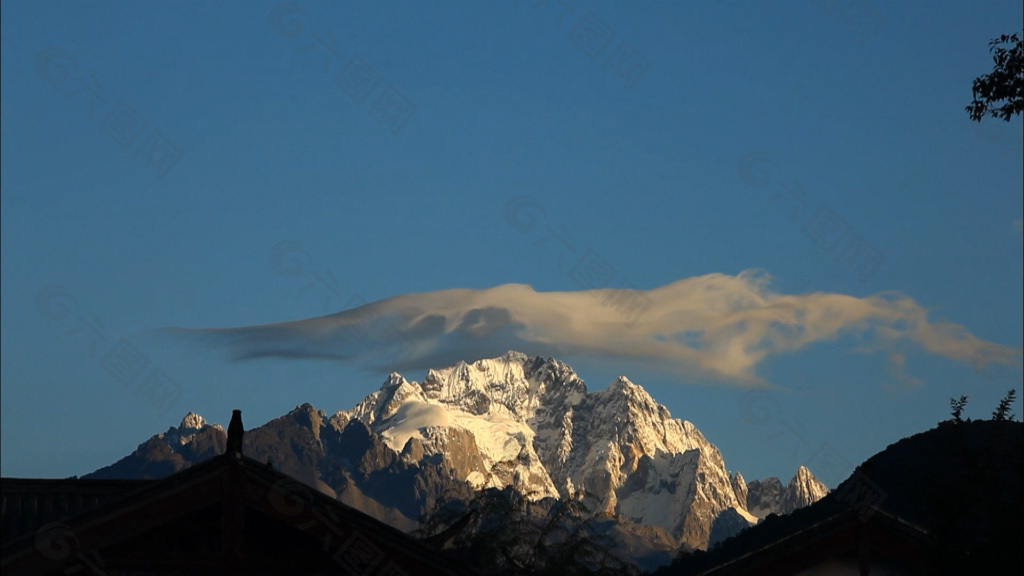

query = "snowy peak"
[497,349,529,363]
[379,372,408,392]
[344,373,421,426]
[610,374,641,392]
[342,353,572,500]
[376,376,426,422]
[396,352,590,424]
[419,354,542,419]
[605,375,657,406]
[601,376,671,421]
[581,376,717,464]
[163,411,220,448]
[179,412,206,431]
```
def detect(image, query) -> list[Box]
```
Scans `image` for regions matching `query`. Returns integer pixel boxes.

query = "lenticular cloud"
[167,270,1020,385]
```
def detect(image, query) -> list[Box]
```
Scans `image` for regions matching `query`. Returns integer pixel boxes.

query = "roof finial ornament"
[227,409,244,458]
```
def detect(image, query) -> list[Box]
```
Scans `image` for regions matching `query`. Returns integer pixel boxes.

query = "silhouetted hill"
[655,419,1023,575]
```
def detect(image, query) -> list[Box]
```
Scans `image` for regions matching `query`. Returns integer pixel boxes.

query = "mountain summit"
[87,352,826,558]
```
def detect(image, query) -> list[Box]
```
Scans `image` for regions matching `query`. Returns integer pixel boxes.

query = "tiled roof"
[1,478,149,545]
[2,455,479,575]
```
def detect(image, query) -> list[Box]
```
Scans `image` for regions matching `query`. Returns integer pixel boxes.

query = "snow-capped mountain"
[86,351,828,557]
[335,351,822,550]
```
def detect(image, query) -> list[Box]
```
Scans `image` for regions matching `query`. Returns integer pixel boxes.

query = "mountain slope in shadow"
[655,419,1023,575]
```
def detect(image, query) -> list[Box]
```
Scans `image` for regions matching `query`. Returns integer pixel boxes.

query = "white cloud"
[168,270,1021,386]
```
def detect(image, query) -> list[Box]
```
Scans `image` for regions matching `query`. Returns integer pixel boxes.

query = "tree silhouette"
[966,33,1024,122]
[949,395,969,424]
[992,389,1018,421]
[418,487,639,575]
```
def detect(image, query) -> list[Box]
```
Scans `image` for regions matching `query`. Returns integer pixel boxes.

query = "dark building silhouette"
[1,411,477,576]
[227,408,244,456]
[672,503,939,575]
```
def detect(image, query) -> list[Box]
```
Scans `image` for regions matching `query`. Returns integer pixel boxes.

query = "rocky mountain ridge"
[86,352,828,565]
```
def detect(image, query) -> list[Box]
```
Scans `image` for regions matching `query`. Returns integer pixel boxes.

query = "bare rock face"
[746,476,784,518]
[745,466,829,518]
[708,507,753,548]
[730,471,748,507]
[87,413,226,479]
[780,465,829,513]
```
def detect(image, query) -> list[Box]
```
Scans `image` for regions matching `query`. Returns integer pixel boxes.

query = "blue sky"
[2,0,1021,489]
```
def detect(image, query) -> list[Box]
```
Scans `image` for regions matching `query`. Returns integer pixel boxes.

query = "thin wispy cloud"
[165,271,1020,386]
